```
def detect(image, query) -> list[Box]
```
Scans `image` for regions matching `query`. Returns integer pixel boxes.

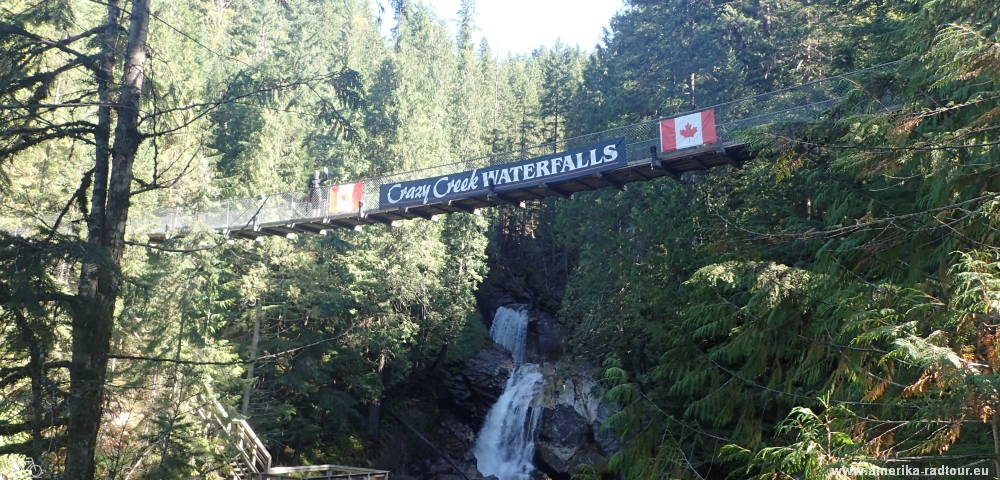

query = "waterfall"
[473,306,543,480]
[472,364,544,480]
[489,305,528,363]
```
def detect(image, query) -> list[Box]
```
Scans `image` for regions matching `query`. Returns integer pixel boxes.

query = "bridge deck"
[167,143,749,242]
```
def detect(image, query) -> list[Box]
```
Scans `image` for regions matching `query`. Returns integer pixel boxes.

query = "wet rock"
[464,463,487,479]
[428,459,452,475]
[501,275,534,305]
[438,412,477,453]
[533,371,619,475]
[388,475,419,480]
[538,405,588,456]
[592,401,620,455]
[525,310,566,364]
[536,404,602,472]
[445,343,514,426]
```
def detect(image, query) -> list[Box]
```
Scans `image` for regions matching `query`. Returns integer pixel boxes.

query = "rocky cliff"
[534,366,619,478]
[445,342,514,428]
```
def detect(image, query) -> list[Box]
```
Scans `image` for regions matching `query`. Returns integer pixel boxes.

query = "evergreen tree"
[561,1,1000,478]
[538,42,585,143]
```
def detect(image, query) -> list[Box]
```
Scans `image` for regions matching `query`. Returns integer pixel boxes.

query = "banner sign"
[660,109,717,152]
[379,137,626,208]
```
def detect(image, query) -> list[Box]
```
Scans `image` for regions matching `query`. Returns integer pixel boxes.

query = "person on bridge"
[307,170,327,217]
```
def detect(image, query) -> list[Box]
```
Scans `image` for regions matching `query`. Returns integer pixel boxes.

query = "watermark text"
[832,465,992,477]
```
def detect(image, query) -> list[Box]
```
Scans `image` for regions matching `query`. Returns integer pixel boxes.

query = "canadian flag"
[660,109,717,152]
[330,182,364,213]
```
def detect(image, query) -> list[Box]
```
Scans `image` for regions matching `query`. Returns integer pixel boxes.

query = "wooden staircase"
[191,396,389,480]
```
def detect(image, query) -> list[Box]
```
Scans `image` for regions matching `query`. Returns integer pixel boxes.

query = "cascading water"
[473,364,543,479]
[473,306,544,480]
[489,305,529,363]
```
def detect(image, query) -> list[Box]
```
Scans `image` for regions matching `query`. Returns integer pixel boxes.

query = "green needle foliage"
[558,0,1000,478]
[4,0,1000,477]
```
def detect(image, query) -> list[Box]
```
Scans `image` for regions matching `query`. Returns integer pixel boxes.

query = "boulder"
[535,404,599,472]
[533,371,619,475]
[592,401,620,455]
[445,343,514,426]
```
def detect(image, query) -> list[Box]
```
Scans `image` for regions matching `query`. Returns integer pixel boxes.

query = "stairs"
[190,395,390,480]
[227,458,252,480]
[189,396,271,479]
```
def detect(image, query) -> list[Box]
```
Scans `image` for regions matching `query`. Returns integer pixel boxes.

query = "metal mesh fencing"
[126,62,897,237]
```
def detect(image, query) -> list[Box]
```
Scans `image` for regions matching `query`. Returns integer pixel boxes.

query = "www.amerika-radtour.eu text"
[832,465,992,477]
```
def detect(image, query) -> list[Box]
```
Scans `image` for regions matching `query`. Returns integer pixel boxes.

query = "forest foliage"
[1,0,1000,479]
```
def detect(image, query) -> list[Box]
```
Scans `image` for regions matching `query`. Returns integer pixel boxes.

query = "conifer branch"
[107,328,356,366]
[0,416,69,436]
[634,389,731,443]
[0,22,102,67]
[0,361,71,389]
[107,355,242,366]
[714,191,1000,241]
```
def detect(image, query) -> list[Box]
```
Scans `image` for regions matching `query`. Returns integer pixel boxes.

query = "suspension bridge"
[129,63,895,242]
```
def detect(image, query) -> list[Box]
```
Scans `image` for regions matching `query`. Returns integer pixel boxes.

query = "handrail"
[267,465,391,474]
[231,419,272,474]
[188,394,272,478]
[262,474,389,480]
[263,464,390,480]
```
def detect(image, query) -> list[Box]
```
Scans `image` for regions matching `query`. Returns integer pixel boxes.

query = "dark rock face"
[525,310,566,364]
[535,406,609,474]
[437,412,478,454]
[537,405,589,465]
[445,343,514,426]
[423,456,497,480]
[533,374,619,476]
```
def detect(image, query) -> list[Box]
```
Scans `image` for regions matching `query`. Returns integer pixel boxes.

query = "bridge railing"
[49,63,901,238]
[350,62,896,219]
[261,465,390,480]
[139,191,340,236]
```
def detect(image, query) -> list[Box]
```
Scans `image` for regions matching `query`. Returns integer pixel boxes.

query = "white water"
[489,306,529,363]
[473,306,544,480]
[472,364,544,480]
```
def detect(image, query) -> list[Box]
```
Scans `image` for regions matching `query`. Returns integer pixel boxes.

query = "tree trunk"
[65,1,150,479]
[366,352,386,439]
[242,294,264,416]
[689,72,696,109]
[90,0,119,242]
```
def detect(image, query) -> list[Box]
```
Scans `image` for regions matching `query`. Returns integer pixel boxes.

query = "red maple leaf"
[680,123,699,138]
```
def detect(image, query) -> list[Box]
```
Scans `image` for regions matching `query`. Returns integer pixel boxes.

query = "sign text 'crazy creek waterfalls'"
[379,138,627,208]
